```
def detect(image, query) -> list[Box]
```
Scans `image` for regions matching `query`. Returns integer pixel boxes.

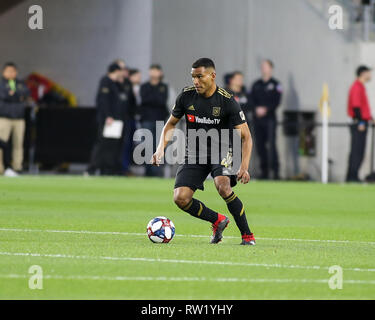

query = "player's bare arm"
[151,115,180,166]
[235,122,252,184]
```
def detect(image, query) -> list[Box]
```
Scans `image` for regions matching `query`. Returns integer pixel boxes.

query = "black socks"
[182,198,218,223]
[180,193,252,236]
[224,192,251,236]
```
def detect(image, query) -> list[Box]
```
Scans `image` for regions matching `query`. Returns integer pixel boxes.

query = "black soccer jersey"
[172,85,247,164]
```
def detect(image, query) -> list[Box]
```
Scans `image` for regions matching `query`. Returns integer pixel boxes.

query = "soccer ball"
[147,216,175,243]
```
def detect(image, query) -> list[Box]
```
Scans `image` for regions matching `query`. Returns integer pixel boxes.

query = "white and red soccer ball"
[147,216,175,243]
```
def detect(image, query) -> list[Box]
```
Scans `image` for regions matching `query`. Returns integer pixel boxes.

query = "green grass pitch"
[0,176,374,300]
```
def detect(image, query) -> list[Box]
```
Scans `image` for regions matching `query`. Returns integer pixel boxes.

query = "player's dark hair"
[150,64,162,71]
[3,62,17,70]
[192,58,215,70]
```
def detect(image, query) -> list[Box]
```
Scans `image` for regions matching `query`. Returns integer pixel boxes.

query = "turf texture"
[0,176,374,299]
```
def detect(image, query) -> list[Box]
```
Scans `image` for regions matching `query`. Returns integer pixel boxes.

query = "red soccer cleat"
[241,233,256,245]
[210,214,230,244]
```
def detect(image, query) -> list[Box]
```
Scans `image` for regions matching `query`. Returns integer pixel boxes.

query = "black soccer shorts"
[174,163,237,191]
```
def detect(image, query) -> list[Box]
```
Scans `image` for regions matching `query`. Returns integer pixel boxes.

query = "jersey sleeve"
[227,97,247,126]
[171,92,185,119]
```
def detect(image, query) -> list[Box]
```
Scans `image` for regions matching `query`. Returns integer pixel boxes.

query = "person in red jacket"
[346,65,372,182]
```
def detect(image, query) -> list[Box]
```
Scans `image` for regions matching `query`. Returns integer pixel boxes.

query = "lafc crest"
[212,107,221,117]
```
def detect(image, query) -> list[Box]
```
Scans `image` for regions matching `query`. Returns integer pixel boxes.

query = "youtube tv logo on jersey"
[187,114,195,122]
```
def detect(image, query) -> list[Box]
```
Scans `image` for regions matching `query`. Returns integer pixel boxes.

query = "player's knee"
[216,182,232,199]
[174,196,191,209]
[173,189,192,209]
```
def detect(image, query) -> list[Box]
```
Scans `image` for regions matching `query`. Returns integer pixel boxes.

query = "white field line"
[0,227,374,245]
[1,273,375,285]
[0,251,374,273]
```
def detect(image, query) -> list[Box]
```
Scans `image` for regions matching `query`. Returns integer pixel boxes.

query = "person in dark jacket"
[86,62,123,175]
[249,60,282,180]
[139,64,169,176]
[115,59,137,175]
[0,62,30,175]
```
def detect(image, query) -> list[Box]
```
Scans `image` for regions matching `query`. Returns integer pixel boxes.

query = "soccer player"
[151,58,255,245]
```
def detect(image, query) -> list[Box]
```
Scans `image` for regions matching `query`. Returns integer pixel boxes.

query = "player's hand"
[236,167,250,184]
[151,148,164,166]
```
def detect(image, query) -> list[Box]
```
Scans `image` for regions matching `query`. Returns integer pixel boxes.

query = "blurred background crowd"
[0,58,286,180]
